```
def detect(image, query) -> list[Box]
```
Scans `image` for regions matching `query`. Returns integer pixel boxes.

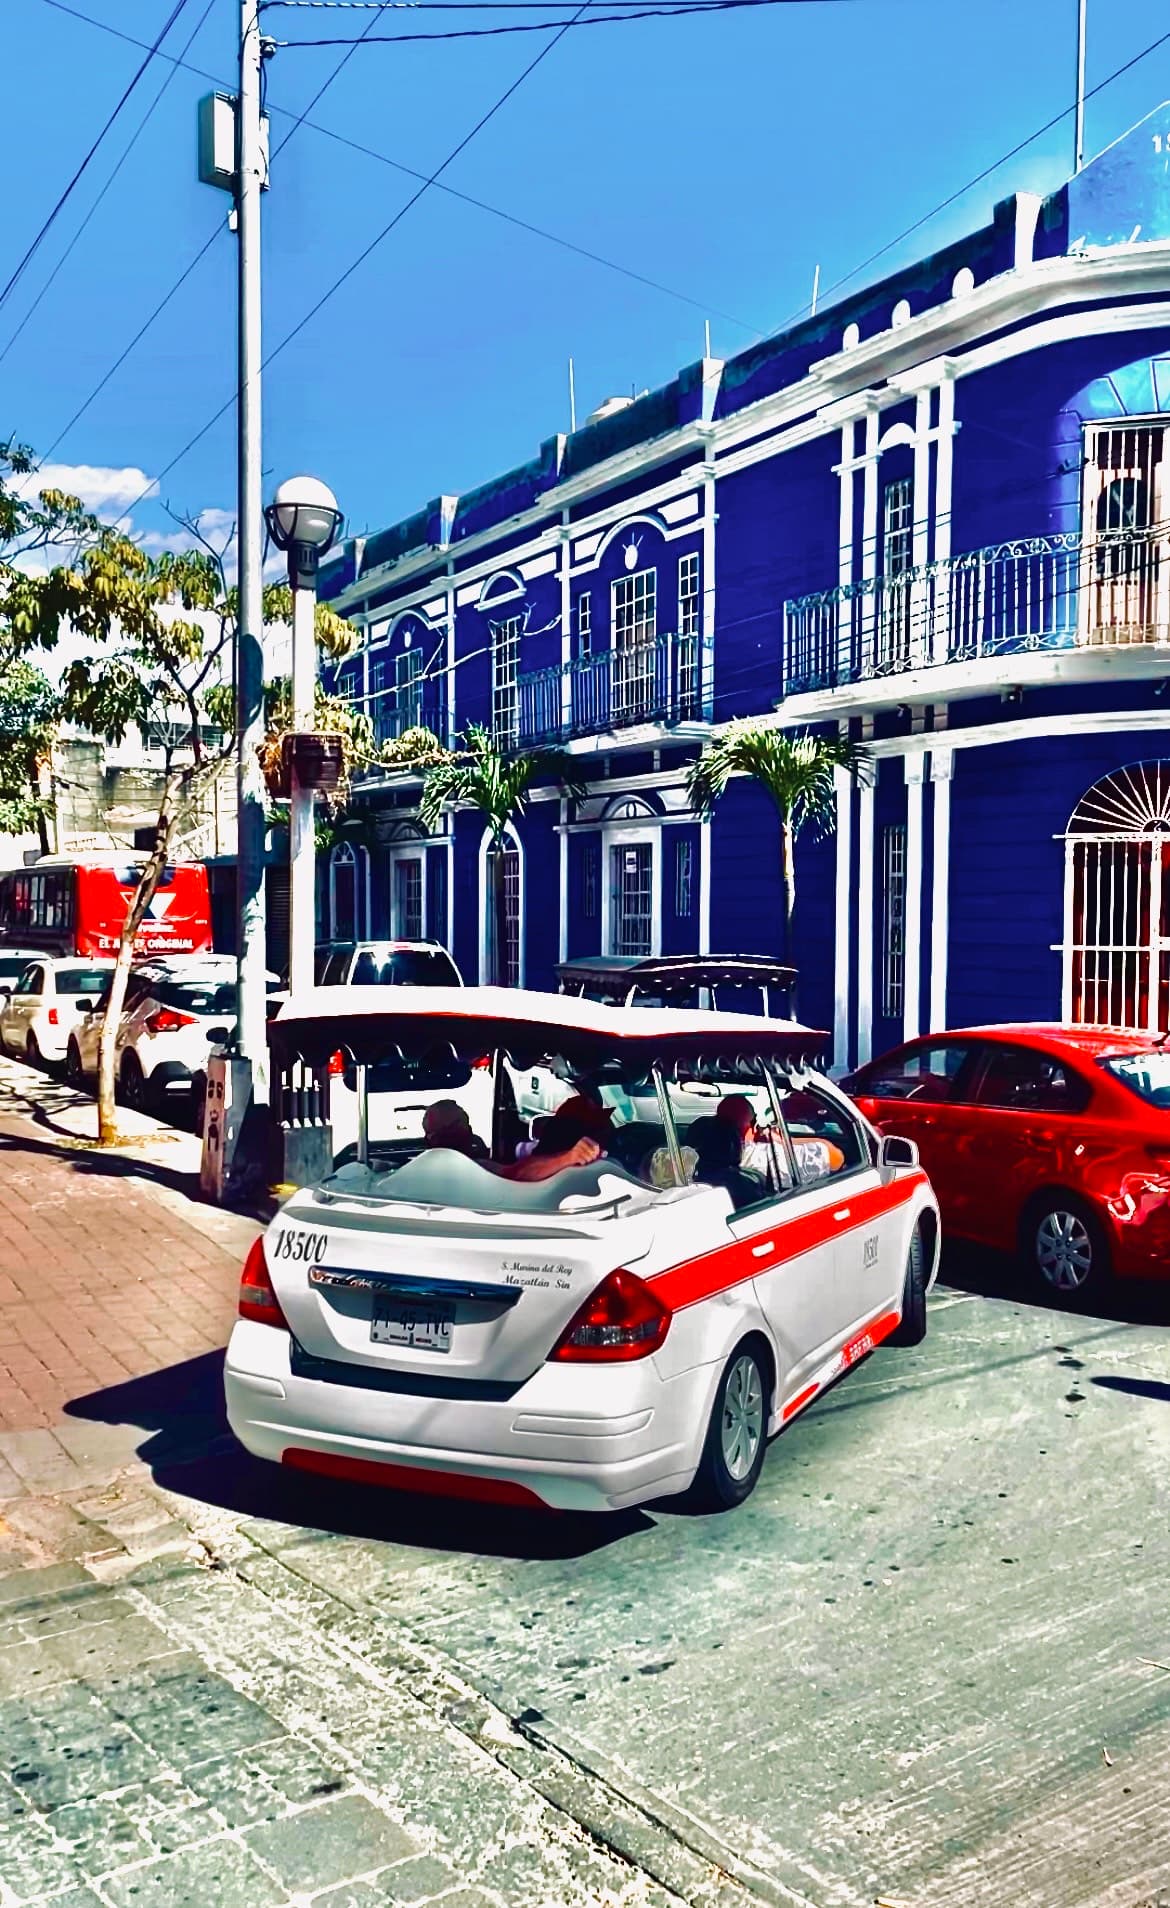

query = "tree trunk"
[781,814,797,1017]
[490,840,510,987]
[96,792,179,1144]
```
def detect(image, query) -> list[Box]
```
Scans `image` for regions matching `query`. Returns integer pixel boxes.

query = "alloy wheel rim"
[1036,1210,1093,1291]
[720,1355,764,1481]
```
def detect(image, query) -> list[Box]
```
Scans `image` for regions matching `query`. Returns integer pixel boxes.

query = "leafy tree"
[61,516,357,1142]
[685,723,867,995]
[418,725,583,984]
[0,660,59,849]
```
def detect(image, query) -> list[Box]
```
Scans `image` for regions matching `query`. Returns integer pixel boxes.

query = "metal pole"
[810,263,821,317]
[1074,0,1087,173]
[568,356,576,434]
[288,580,317,995]
[235,0,268,1089]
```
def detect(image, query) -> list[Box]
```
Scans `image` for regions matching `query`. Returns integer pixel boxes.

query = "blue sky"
[3,0,1168,551]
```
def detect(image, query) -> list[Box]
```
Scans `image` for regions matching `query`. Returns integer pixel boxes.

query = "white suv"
[314,941,463,988]
[0,958,114,1067]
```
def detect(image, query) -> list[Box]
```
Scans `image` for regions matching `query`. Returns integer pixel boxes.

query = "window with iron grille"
[582,838,599,918]
[577,591,592,656]
[612,568,656,718]
[395,648,423,730]
[678,552,700,639]
[881,822,907,1019]
[675,837,693,915]
[882,478,913,576]
[491,615,522,744]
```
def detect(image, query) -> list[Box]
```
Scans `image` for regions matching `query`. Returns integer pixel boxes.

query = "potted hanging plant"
[282,730,345,794]
[259,679,374,809]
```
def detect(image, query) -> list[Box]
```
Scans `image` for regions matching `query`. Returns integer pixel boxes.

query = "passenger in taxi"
[422,1100,489,1160]
[497,1095,613,1183]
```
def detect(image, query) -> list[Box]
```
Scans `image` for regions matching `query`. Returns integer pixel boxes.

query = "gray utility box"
[199,1053,256,1199]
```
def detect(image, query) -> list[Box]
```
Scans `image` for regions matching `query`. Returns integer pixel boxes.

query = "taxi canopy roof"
[555,954,796,1003]
[270,984,827,1079]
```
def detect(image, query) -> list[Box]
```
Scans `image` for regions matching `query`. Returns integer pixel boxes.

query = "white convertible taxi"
[225,988,940,1514]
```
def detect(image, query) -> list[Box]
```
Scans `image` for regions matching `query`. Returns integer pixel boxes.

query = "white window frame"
[678,551,700,640]
[601,823,660,959]
[491,614,522,745]
[612,566,657,650]
[389,848,426,941]
[674,834,693,917]
[880,821,906,1020]
[577,590,592,655]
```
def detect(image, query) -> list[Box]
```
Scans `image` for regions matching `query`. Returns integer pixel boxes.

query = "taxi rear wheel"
[689,1339,771,1512]
[64,1039,83,1086]
[890,1225,928,1346]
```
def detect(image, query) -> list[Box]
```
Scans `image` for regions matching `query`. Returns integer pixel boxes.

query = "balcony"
[370,686,448,750]
[782,526,1170,708]
[513,630,709,749]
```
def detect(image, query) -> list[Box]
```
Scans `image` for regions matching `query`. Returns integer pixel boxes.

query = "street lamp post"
[265,476,343,998]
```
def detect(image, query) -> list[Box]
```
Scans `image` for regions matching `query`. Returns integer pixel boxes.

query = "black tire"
[25,1032,42,1069]
[1023,1192,1110,1302]
[890,1224,929,1346]
[119,1052,145,1110]
[688,1339,771,1512]
[64,1039,83,1086]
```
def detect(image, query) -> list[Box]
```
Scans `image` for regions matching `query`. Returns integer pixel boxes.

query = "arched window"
[1063,762,1170,1031]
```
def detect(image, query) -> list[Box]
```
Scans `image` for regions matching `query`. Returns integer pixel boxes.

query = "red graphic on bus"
[0,859,214,960]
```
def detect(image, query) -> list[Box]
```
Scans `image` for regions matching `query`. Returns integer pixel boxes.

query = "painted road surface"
[194,1277,1170,1908]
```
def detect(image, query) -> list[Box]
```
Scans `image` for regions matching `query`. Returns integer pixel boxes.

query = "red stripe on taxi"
[780,1304,904,1425]
[653,1171,927,1313]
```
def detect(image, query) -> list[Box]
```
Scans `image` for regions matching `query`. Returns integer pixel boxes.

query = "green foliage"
[418,724,585,842]
[685,722,867,835]
[0,660,59,838]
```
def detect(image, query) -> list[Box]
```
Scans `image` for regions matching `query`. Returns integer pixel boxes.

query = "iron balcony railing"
[370,686,448,749]
[782,525,1170,696]
[511,630,709,749]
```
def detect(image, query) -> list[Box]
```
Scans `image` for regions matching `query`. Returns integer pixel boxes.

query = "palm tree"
[419,725,584,985]
[685,722,868,984]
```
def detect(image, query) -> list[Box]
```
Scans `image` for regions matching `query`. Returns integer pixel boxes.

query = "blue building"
[320,105,1170,1067]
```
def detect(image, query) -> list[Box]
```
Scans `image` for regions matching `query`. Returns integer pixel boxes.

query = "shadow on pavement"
[1091,1373,1170,1402]
[63,1349,649,1562]
[0,1126,236,1210]
[938,1242,1170,1329]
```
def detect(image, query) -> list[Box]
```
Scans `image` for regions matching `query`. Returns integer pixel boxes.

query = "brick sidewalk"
[0,1100,258,1497]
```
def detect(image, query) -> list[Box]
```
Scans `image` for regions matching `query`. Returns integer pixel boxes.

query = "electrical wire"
[276,0,832,41]
[116,0,606,523]
[34,0,761,336]
[35,0,390,469]
[0,0,218,369]
[0,0,196,318]
[771,23,1170,332]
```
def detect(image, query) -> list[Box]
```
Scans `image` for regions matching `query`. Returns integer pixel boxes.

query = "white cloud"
[12,462,157,518]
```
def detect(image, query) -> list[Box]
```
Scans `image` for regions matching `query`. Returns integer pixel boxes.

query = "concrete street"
[2,1055,1170,1908]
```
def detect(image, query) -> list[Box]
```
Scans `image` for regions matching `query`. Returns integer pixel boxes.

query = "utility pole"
[1074,0,1087,173]
[235,0,268,1094]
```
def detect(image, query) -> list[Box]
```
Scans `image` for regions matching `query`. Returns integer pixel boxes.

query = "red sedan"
[844,1025,1170,1299]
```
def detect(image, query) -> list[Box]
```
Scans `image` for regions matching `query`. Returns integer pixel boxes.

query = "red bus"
[0,856,214,960]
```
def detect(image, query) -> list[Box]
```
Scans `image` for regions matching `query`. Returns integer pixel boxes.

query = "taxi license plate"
[370,1298,455,1352]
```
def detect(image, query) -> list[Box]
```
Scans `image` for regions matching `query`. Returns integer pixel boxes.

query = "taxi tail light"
[550,1269,671,1363]
[471,1054,492,1071]
[145,1008,195,1033]
[47,1007,59,1025]
[327,1049,346,1076]
[238,1237,290,1329]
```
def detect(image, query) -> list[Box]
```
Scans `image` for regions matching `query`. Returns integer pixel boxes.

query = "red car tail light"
[145,1008,196,1033]
[550,1269,671,1363]
[327,1049,346,1076]
[238,1237,290,1329]
[47,1007,59,1026]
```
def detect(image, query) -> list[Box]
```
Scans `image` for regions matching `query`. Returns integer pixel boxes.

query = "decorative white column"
[929,747,953,1030]
[559,514,572,737]
[832,762,853,1071]
[903,754,925,1041]
[698,815,712,955]
[856,772,875,1066]
[701,464,716,720]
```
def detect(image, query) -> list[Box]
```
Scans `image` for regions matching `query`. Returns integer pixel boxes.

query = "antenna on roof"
[568,356,577,433]
[704,318,711,359]
[810,263,821,317]
[1074,0,1087,172]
